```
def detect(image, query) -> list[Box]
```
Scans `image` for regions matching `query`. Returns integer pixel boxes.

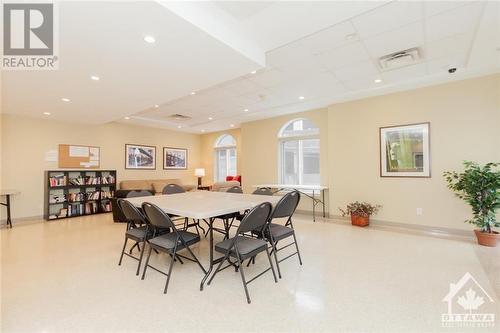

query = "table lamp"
[195,168,205,188]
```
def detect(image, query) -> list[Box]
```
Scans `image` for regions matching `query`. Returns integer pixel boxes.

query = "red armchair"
[226,175,242,184]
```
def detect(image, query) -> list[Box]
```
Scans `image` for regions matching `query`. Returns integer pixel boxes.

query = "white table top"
[125,191,280,219]
[253,184,328,191]
[0,189,20,196]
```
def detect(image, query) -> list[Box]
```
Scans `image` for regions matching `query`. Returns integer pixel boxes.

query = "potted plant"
[339,201,381,227]
[444,161,500,247]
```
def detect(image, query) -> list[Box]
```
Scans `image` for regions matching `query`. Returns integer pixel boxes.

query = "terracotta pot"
[474,230,500,247]
[351,214,369,227]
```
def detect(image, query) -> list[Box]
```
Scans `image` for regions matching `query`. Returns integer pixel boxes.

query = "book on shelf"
[100,201,112,212]
[49,174,67,186]
[67,192,84,202]
[101,175,115,184]
[85,202,98,214]
[49,194,66,204]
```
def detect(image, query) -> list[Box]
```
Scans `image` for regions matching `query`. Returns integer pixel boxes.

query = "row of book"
[49,175,67,186]
[68,176,116,185]
[49,202,105,219]
[49,190,115,203]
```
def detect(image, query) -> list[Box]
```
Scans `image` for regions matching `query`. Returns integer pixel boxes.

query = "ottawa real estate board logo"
[441,272,496,328]
[2,1,59,70]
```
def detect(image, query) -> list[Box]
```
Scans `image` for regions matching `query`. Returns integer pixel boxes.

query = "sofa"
[111,189,153,222]
[211,180,241,192]
[119,178,196,194]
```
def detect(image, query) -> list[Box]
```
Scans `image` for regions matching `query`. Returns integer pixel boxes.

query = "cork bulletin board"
[58,144,100,169]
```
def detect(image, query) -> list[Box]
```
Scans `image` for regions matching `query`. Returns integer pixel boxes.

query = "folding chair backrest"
[126,190,153,198]
[162,183,185,195]
[271,191,300,219]
[227,186,243,194]
[142,202,176,230]
[252,187,273,196]
[117,199,147,226]
[237,202,272,234]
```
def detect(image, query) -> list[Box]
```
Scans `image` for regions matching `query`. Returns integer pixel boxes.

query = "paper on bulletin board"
[69,146,89,157]
[89,147,99,161]
[80,161,99,168]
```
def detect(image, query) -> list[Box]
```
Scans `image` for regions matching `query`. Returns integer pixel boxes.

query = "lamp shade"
[195,168,205,177]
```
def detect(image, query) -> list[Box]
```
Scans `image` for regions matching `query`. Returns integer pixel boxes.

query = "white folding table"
[253,184,328,222]
[125,191,280,290]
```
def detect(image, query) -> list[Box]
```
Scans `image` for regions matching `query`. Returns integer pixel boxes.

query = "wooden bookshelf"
[44,170,117,221]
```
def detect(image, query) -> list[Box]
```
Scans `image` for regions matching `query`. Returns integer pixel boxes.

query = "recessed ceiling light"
[190,91,196,95]
[61,98,70,102]
[177,125,182,129]
[144,35,156,43]
[43,112,51,116]
[374,79,383,83]
[208,117,213,120]
[298,96,305,100]
[201,129,205,132]
[124,116,130,120]
[250,70,257,74]
[244,108,249,112]
[345,33,358,41]
[90,75,100,81]
[154,104,159,108]
[230,124,235,128]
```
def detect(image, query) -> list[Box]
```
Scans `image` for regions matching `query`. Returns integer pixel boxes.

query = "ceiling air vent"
[378,47,422,71]
[166,114,192,121]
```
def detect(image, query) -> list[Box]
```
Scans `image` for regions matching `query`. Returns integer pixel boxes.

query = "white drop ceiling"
[2,1,499,133]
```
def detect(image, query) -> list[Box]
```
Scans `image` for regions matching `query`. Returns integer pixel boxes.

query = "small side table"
[1,189,20,228]
[197,186,211,191]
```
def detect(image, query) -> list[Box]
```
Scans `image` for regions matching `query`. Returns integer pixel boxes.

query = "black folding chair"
[252,187,274,196]
[117,199,152,276]
[206,185,244,239]
[208,202,277,304]
[257,191,303,279]
[141,202,206,294]
[162,183,205,236]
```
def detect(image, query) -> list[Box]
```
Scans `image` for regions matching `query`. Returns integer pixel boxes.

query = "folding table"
[1,189,20,228]
[126,191,280,290]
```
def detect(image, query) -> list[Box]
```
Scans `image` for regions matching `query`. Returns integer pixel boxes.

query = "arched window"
[278,118,320,185]
[214,134,237,182]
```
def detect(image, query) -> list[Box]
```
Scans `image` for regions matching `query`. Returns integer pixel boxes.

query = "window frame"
[278,118,320,186]
[214,134,237,182]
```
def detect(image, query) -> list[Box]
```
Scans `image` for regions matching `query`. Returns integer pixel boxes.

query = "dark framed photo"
[163,147,187,170]
[380,122,430,178]
[125,144,156,170]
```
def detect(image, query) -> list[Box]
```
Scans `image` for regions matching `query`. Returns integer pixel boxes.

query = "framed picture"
[163,147,187,170]
[125,144,156,169]
[380,122,430,178]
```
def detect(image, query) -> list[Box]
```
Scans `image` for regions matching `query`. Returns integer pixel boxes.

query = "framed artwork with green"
[379,122,430,178]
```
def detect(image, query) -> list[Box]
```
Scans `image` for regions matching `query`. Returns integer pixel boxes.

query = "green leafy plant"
[444,161,500,233]
[339,201,381,218]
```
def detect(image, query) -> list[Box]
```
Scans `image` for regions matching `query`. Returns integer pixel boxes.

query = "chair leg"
[141,246,153,280]
[292,232,303,265]
[272,241,282,279]
[118,237,128,265]
[185,246,207,274]
[129,242,140,254]
[236,254,251,304]
[164,247,177,294]
[265,247,278,283]
[207,251,231,285]
[136,241,146,276]
[197,219,205,234]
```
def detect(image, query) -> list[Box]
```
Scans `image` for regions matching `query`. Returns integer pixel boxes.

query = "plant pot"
[474,229,500,247]
[351,214,369,227]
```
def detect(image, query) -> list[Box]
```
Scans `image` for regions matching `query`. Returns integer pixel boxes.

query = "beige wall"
[200,128,242,184]
[328,74,500,230]
[241,74,500,230]
[1,114,201,219]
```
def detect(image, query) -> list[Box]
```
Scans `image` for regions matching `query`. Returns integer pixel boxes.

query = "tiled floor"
[1,214,499,332]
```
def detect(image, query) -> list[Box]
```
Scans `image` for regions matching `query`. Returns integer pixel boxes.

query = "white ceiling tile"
[425,2,484,43]
[362,22,424,58]
[426,53,468,74]
[425,32,474,61]
[315,42,371,71]
[333,60,379,81]
[381,63,427,82]
[247,68,285,88]
[276,59,328,81]
[468,1,500,69]
[351,0,423,39]
[424,1,471,18]
[301,21,358,55]
[218,78,262,96]
[266,40,312,67]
